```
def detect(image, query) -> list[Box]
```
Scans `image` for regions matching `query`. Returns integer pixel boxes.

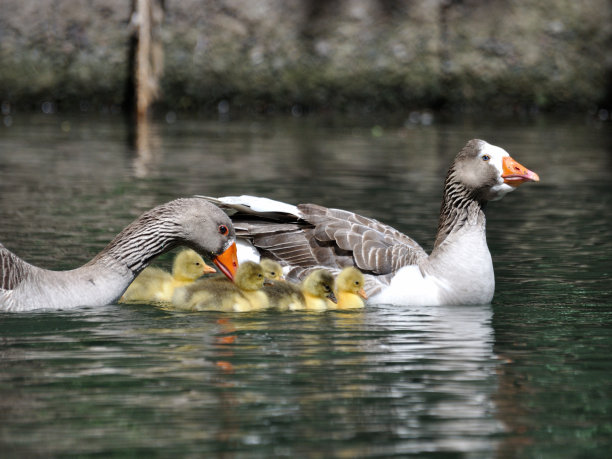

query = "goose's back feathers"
[298,204,427,274]
[213,199,428,297]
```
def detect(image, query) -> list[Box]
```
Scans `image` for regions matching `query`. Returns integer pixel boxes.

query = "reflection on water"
[0,113,611,456]
[130,116,163,178]
[0,304,500,456]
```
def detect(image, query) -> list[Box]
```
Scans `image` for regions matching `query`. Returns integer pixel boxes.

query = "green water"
[1,113,611,457]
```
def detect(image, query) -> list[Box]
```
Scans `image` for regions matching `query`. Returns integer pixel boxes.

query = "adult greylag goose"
[172,261,269,312]
[203,139,539,306]
[0,198,238,312]
[120,248,217,303]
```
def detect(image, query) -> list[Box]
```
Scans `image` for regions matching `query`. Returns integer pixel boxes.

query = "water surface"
[1,113,611,457]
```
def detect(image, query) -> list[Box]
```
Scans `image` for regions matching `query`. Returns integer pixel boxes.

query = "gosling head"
[260,258,284,281]
[234,261,267,291]
[173,249,216,281]
[303,269,337,304]
[336,267,367,299]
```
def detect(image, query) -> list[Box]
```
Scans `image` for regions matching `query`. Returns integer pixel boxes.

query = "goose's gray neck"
[89,213,183,276]
[432,175,486,251]
[420,171,494,305]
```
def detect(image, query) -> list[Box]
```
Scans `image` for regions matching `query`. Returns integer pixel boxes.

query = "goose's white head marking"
[455,140,539,202]
[480,141,514,201]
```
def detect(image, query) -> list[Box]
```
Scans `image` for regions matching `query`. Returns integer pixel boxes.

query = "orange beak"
[358,288,368,300]
[202,263,217,275]
[213,242,238,281]
[502,156,540,187]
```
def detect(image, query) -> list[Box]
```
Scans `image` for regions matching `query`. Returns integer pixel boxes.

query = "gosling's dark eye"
[195,262,200,266]
[354,281,360,286]
[218,225,229,236]
[481,155,491,161]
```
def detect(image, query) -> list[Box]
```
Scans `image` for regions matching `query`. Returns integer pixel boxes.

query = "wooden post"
[130,0,164,120]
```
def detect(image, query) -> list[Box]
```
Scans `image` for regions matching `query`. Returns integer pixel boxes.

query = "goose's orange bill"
[213,242,238,281]
[502,156,540,187]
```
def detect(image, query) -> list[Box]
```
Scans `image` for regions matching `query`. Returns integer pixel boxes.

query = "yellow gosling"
[172,261,269,312]
[263,280,304,311]
[265,269,337,311]
[260,258,284,281]
[329,267,367,309]
[121,249,216,303]
[301,269,337,311]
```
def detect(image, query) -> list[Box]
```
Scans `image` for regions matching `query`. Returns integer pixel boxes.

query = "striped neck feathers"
[433,168,487,250]
[90,209,184,276]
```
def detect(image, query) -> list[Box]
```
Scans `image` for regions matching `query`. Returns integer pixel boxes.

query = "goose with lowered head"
[203,139,539,306]
[0,198,238,311]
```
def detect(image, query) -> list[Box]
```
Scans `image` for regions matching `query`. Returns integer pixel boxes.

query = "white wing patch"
[217,195,300,217]
[236,239,261,263]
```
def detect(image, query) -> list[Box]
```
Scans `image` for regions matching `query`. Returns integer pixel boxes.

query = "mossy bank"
[1,0,610,114]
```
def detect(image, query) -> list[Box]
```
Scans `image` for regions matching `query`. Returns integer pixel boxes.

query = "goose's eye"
[195,262,200,266]
[218,225,229,236]
[481,155,491,161]
[354,281,360,286]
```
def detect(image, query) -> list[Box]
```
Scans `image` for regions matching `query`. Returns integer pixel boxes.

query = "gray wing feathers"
[211,199,427,294]
[1,243,33,291]
[298,204,427,274]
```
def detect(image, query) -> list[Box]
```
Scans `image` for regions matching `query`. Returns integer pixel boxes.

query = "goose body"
[0,198,238,312]
[120,249,217,303]
[172,261,269,312]
[203,139,539,306]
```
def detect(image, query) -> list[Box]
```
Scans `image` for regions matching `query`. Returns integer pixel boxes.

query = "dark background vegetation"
[1,0,611,115]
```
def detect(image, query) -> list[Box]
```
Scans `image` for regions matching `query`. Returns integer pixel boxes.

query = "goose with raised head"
[120,249,217,303]
[203,139,539,306]
[0,198,238,312]
[172,261,269,312]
